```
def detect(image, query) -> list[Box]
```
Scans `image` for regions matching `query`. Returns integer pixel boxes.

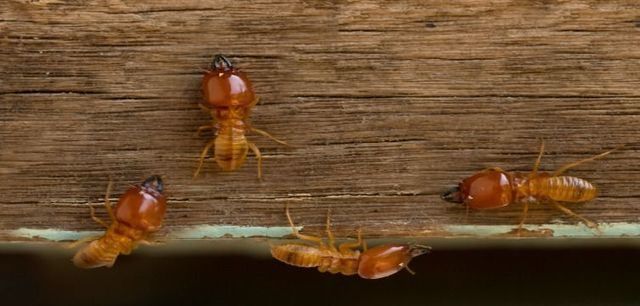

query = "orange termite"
[441,142,620,230]
[194,54,287,179]
[72,176,167,268]
[271,206,431,279]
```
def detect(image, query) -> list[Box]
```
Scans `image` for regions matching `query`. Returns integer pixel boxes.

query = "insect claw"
[441,186,462,203]
[408,244,432,257]
[142,175,164,193]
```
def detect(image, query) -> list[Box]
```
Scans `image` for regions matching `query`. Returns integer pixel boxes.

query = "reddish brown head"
[114,175,167,232]
[201,54,256,108]
[441,169,514,209]
[357,244,431,279]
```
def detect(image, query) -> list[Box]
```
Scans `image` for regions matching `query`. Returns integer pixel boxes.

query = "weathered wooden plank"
[1,0,639,241]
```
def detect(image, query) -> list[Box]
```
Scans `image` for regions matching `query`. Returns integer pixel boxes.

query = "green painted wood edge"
[8,225,302,242]
[442,222,640,237]
[6,222,640,242]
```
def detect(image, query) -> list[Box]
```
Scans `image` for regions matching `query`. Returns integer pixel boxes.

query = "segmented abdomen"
[73,231,133,269]
[539,176,597,203]
[270,244,359,276]
[215,127,248,171]
[271,244,324,268]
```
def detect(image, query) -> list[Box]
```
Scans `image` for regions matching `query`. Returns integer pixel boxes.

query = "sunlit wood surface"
[1,0,639,241]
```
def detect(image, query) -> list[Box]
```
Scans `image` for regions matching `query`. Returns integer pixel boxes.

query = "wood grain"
[1,0,639,240]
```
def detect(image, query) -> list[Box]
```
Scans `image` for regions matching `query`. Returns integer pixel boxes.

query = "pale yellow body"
[194,104,288,179]
[73,222,145,269]
[215,124,249,172]
[271,243,360,275]
[513,142,618,231]
[513,173,597,203]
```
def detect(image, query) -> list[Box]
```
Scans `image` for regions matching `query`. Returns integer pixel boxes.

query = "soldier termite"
[271,206,430,279]
[441,142,621,232]
[195,54,288,179]
[72,176,167,268]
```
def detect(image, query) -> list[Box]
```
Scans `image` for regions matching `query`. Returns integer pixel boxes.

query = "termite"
[72,176,167,268]
[271,206,431,279]
[441,142,620,231]
[194,54,287,179]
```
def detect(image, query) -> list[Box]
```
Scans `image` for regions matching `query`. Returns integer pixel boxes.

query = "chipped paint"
[443,222,640,237]
[174,225,300,239]
[10,228,103,241]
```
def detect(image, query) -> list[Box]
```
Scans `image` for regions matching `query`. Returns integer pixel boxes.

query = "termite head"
[114,175,167,232]
[202,54,255,108]
[441,169,513,209]
[357,244,431,279]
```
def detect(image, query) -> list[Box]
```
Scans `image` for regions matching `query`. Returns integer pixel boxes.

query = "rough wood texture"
[1,0,639,240]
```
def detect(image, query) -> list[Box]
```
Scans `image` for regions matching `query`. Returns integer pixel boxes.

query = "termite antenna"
[142,175,164,193]
[212,54,233,71]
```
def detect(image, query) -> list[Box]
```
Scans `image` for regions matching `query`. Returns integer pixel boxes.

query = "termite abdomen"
[271,244,359,275]
[73,231,132,268]
[214,123,249,172]
[537,176,597,203]
[271,244,326,268]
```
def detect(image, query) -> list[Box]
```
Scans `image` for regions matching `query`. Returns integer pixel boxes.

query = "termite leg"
[362,236,368,252]
[194,139,216,178]
[196,125,214,137]
[248,142,263,180]
[285,205,325,247]
[404,244,431,275]
[487,167,505,172]
[338,228,363,253]
[87,180,111,228]
[249,97,260,108]
[530,140,545,179]
[90,205,109,229]
[250,127,290,146]
[65,235,99,249]
[138,237,168,246]
[103,180,115,221]
[198,103,211,113]
[516,201,530,236]
[403,245,431,275]
[552,145,622,177]
[546,200,600,232]
[138,240,154,246]
[325,209,338,252]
